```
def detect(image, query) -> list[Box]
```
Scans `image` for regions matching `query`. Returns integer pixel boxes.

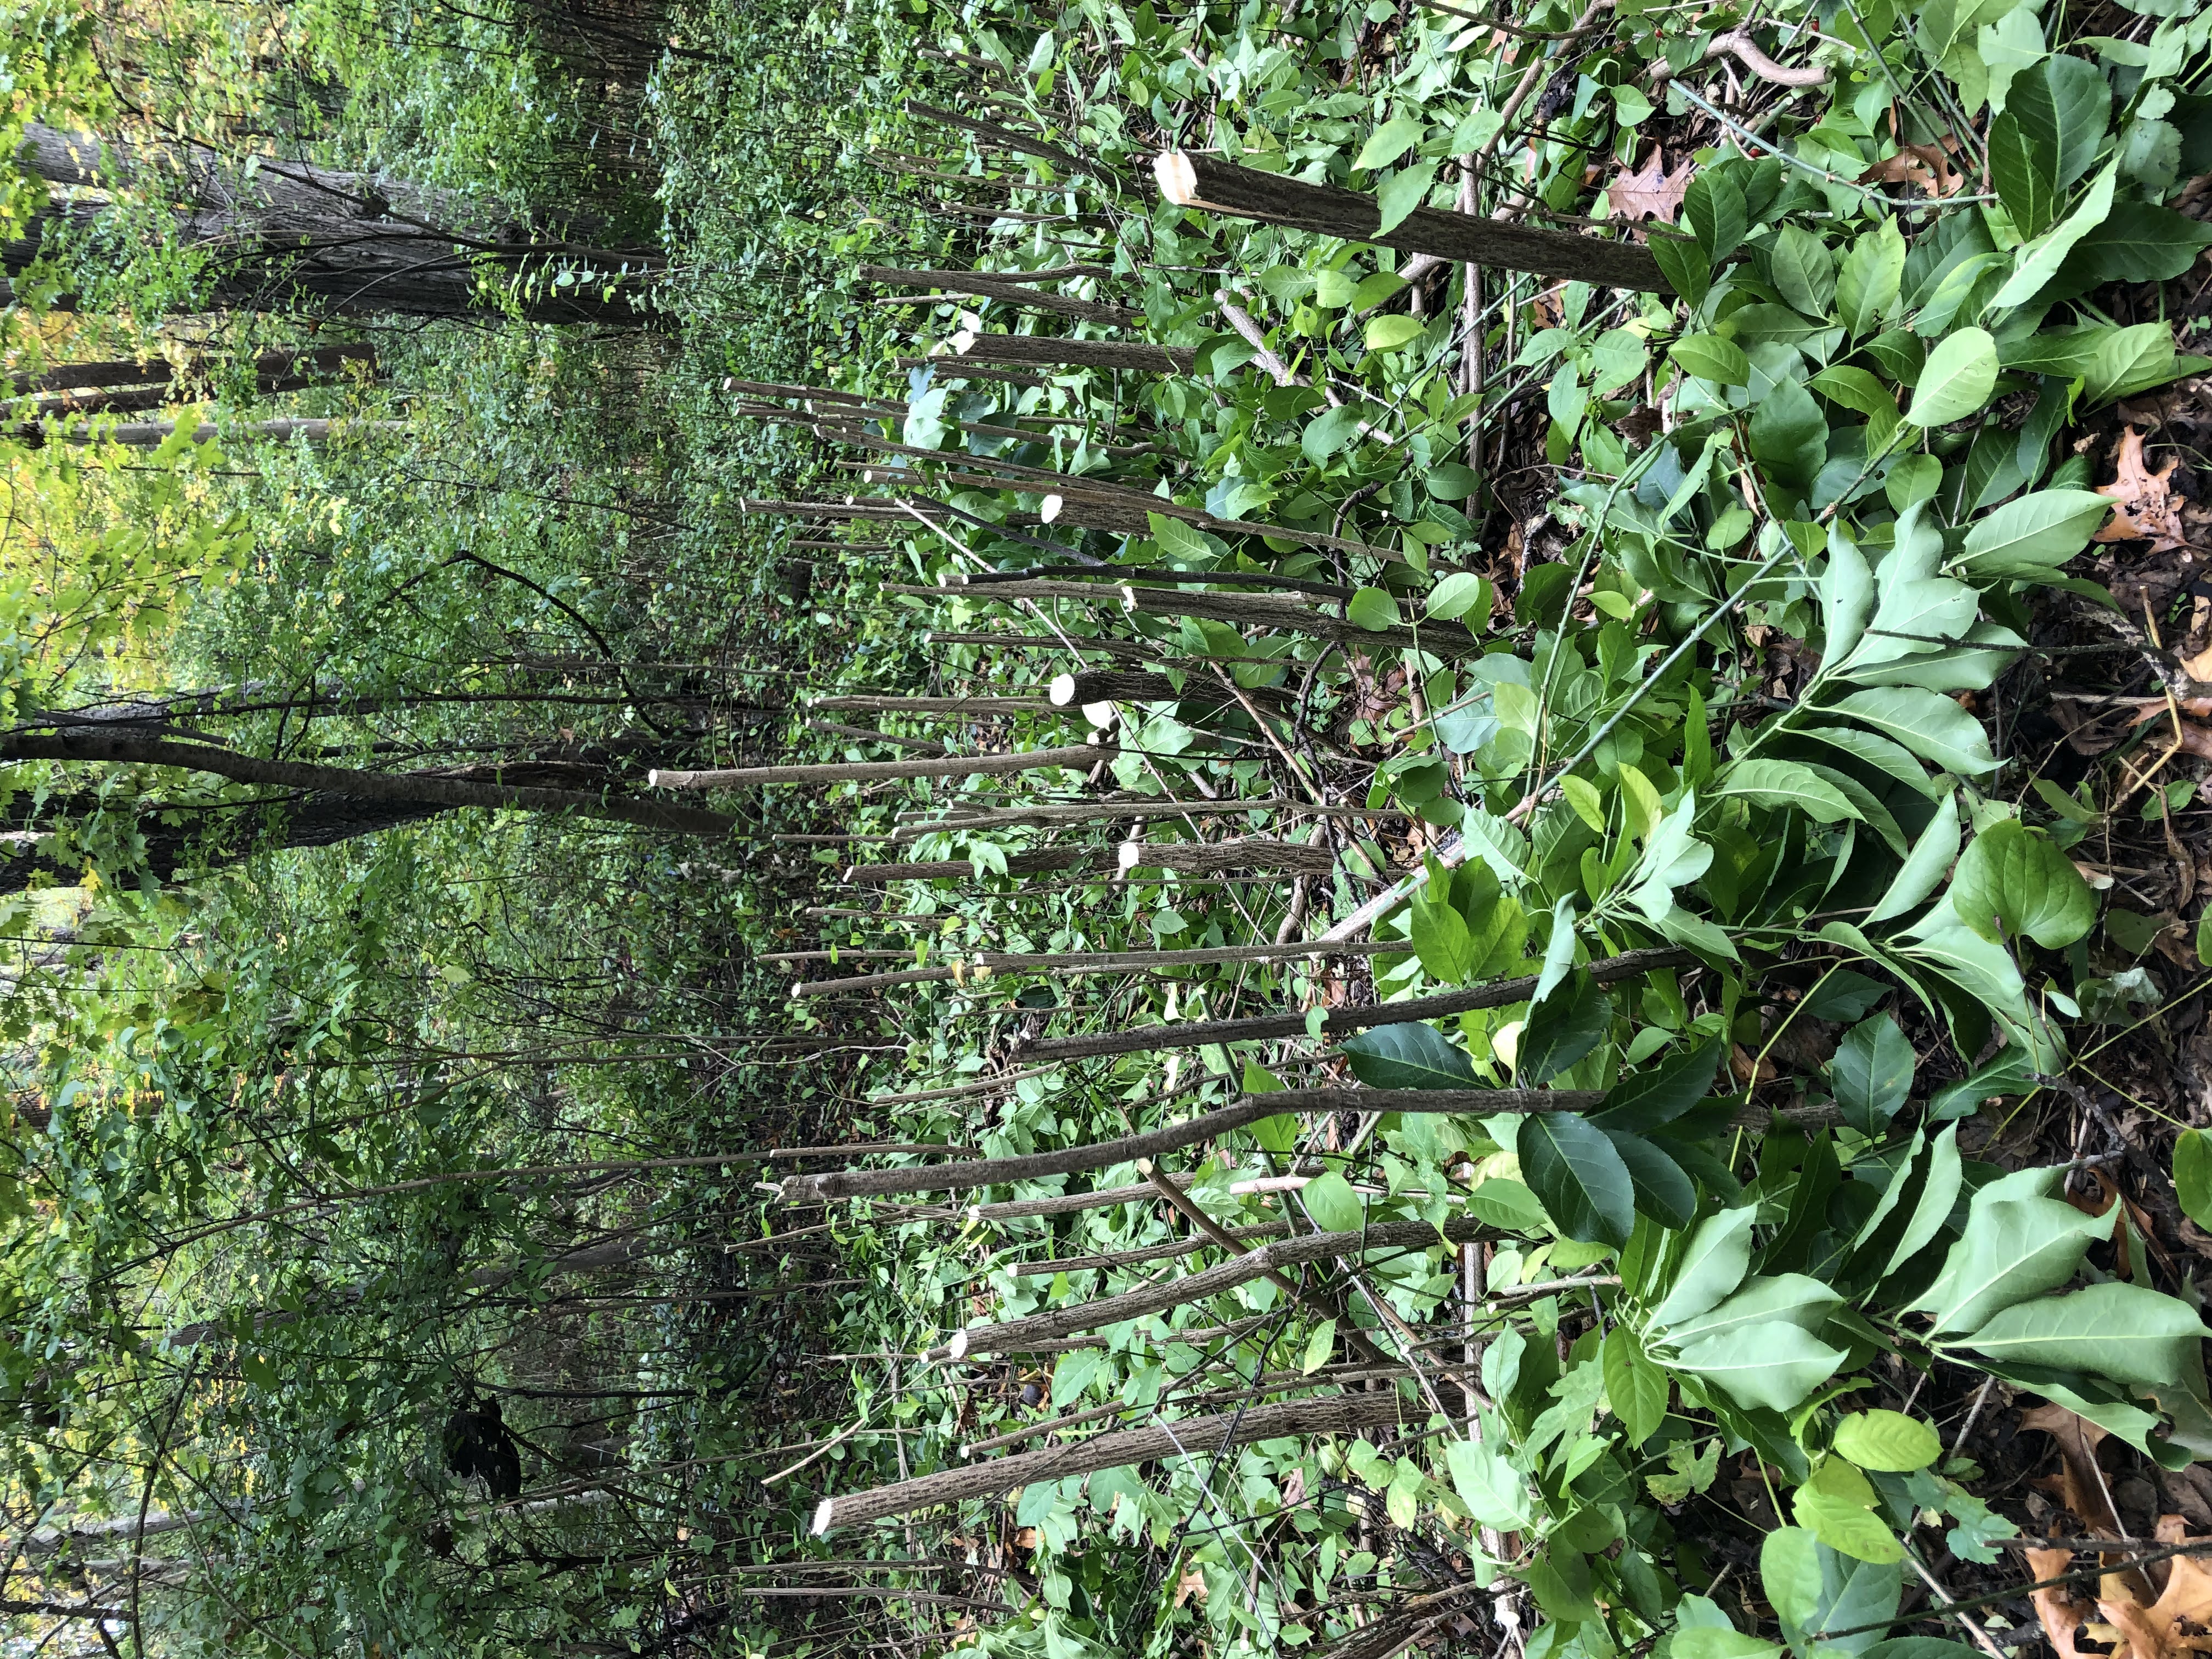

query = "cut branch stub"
[1154,151,1667,292]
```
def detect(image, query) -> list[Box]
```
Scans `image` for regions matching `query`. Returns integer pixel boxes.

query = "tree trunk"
[1,732,731,833]
[18,125,660,326]
[1154,150,1666,290]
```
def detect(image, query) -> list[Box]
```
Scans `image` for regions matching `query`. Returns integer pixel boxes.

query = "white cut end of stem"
[1116,842,1143,873]
[947,1330,970,1361]
[1081,701,1118,731]
[810,1498,836,1536]
[1154,150,1200,205]
[1048,672,1080,707]
[1040,493,1063,523]
[646,769,668,787]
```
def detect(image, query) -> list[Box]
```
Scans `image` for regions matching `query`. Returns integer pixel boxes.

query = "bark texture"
[18,124,660,325]
[812,1389,1413,1532]
[1155,151,1666,290]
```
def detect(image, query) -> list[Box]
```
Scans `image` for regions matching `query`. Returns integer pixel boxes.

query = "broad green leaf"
[1714,758,1862,822]
[1560,774,1607,832]
[1602,1325,1668,1445]
[1649,1207,1756,1324]
[1836,221,1906,335]
[1822,529,1876,662]
[1948,1280,2212,1387]
[1674,1632,1783,1659]
[1300,1317,1336,1373]
[1519,972,1612,1085]
[1672,333,1751,385]
[1831,1014,1915,1133]
[1883,1124,1964,1280]
[1672,1322,1847,1413]
[1302,403,1366,462]
[2179,1129,2212,1231]
[1426,571,1490,619]
[1906,328,1998,427]
[1374,159,1439,236]
[1794,1457,1904,1563]
[1801,724,1941,799]
[1606,1131,1698,1228]
[1991,161,2117,310]
[2010,53,2111,198]
[1832,687,1995,775]
[1339,1022,1479,1090]
[2083,320,2191,408]
[1365,313,1424,352]
[1410,893,1476,983]
[1771,227,1837,318]
[1989,98,2062,236]
[1953,488,2112,578]
[1652,230,1712,307]
[1592,1041,1721,1131]
[1750,377,1829,491]
[1950,819,2097,947]
[1659,1273,1845,1349]
[1762,1527,1824,1634]
[1302,1169,1366,1233]
[1867,792,1961,923]
[1347,586,1399,630]
[1444,1438,1533,1527]
[1353,116,1429,171]
[1914,1193,2112,1334]
[1834,1409,1942,1472]
[1520,1111,1635,1245]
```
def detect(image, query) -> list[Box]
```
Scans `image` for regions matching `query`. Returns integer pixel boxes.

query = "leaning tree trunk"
[14,125,662,326]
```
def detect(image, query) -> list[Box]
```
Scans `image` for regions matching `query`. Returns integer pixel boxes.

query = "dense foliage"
[5,0,2212,1654]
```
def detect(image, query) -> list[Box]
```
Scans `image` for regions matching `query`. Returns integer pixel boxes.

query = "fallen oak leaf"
[1604,146,1694,224]
[2032,1544,2101,1659]
[2098,1519,2212,1659]
[2023,1404,2134,1549]
[1858,142,1968,198]
[2096,428,2192,555]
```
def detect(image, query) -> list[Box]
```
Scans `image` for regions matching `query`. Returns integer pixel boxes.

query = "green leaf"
[1770,226,1838,318]
[1410,893,1476,983]
[1521,1111,1635,1245]
[1950,819,2097,947]
[1519,972,1613,1085]
[1426,462,1479,501]
[1374,159,1440,236]
[1444,1438,1534,1527]
[1672,333,1750,386]
[1347,586,1400,630]
[1652,231,1712,307]
[1674,1632,1784,1659]
[1658,1273,1846,1350]
[1953,488,2112,578]
[1836,221,1906,335]
[1649,1206,1756,1324]
[2011,53,2111,198]
[2059,206,2212,306]
[1714,758,1863,822]
[1833,687,1996,775]
[1592,1040,1722,1131]
[1795,1457,1904,1562]
[1989,100,2062,238]
[1906,328,1998,427]
[1750,378,1829,491]
[1831,1014,1915,1134]
[1302,1318,1338,1373]
[1426,571,1490,620]
[2082,322,2193,409]
[1672,1322,1847,1414]
[1914,1188,2112,1334]
[1354,116,1429,171]
[1603,1325,1669,1445]
[1302,403,1366,463]
[1991,161,2117,310]
[1606,1131,1698,1228]
[1339,1022,1479,1090]
[1822,529,1876,662]
[2179,1130,2212,1232]
[1835,1410,1942,1471]
[1948,1281,2212,1387]
[1302,1169,1366,1233]
[1365,313,1424,352]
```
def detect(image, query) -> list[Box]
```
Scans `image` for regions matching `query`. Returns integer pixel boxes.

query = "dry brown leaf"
[1173,1565,1207,1607]
[1858,142,1968,198]
[1605,146,1694,224]
[2098,1522,2212,1658]
[2032,1545,2100,1659]
[2024,1403,2129,1541]
[2096,428,2192,555]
